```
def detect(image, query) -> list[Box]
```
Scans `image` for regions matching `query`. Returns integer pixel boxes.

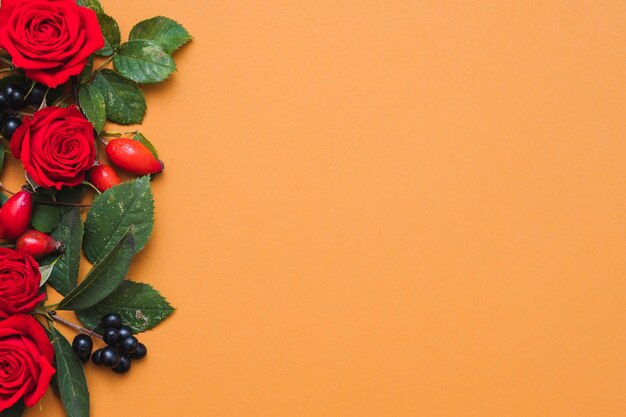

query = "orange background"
[10,0,626,416]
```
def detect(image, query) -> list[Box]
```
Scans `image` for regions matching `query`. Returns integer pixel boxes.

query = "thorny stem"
[48,311,103,340]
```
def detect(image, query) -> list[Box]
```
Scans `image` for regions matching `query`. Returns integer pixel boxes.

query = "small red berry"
[0,189,33,240]
[90,163,121,192]
[105,139,164,176]
[16,230,64,259]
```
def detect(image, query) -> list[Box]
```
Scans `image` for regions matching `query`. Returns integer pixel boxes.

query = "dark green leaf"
[77,0,103,13]
[31,205,64,233]
[129,16,192,54]
[0,142,5,174]
[95,13,121,57]
[56,185,87,204]
[0,401,24,417]
[78,83,106,132]
[77,281,174,333]
[58,228,134,310]
[40,209,83,296]
[92,69,146,125]
[79,56,94,84]
[48,327,89,417]
[114,40,176,84]
[133,133,159,159]
[83,177,153,263]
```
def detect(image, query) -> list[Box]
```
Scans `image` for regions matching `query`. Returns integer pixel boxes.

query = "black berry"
[118,325,133,339]
[102,313,122,329]
[0,92,8,109]
[4,84,15,96]
[26,84,46,107]
[92,348,104,366]
[112,356,132,374]
[119,336,139,354]
[103,328,121,345]
[8,88,24,108]
[101,346,121,368]
[130,343,147,360]
[2,115,21,139]
[72,334,93,363]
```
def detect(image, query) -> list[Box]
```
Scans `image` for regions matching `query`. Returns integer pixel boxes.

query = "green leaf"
[0,142,5,174]
[39,210,83,295]
[133,133,159,159]
[129,16,192,54]
[77,0,103,13]
[78,83,106,132]
[0,401,24,417]
[58,228,134,310]
[113,40,176,84]
[95,13,121,57]
[83,177,153,263]
[40,256,60,286]
[48,327,89,417]
[79,56,94,84]
[77,281,174,333]
[92,69,146,125]
[31,205,64,233]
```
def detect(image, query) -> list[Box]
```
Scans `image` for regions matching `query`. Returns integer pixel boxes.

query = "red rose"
[0,315,55,412]
[11,106,97,190]
[0,0,104,88]
[0,248,45,319]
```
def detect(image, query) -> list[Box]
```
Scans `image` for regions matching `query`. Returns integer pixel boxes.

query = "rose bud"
[106,139,164,175]
[89,163,121,192]
[0,189,32,240]
[16,230,64,259]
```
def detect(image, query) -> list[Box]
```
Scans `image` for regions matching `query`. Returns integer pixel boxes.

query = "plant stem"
[49,311,103,340]
[39,201,91,208]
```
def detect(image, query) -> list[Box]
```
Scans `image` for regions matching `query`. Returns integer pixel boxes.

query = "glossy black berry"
[26,84,45,107]
[92,348,104,366]
[112,356,132,374]
[0,92,8,109]
[2,115,21,139]
[103,328,120,345]
[118,325,133,339]
[4,84,15,96]
[8,88,24,108]
[101,346,121,368]
[72,334,93,363]
[101,313,122,329]
[119,336,139,354]
[130,343,147,360]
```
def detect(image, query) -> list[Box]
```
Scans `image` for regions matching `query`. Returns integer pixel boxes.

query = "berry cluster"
[72,313,148,375]
[0,81,46,140]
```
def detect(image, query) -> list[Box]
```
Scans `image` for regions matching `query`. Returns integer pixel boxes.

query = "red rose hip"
[16,230,64,259]
[90,163,121,192]
[105,139,164,175]
[0,189,32,240]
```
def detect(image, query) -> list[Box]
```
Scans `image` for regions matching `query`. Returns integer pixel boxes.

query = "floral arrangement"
[0,0,190,416]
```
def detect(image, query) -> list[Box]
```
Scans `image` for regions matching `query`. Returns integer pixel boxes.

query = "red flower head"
[0,315,55,412]
[0,248,45,318]
[0,0,104,88]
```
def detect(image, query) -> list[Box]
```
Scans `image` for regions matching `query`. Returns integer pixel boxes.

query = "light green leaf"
[77,0,103,13]
[58,228,134,310]
[48,327,89,417]
[77,281,174,333]
[95,13,121,57]
[92,69,146,125]
[129,16,192,54]
[114,40,176,84]
[83,177,153,263]
[39,209,83,296]
[78,83,106,132]
[39,256,60,286]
